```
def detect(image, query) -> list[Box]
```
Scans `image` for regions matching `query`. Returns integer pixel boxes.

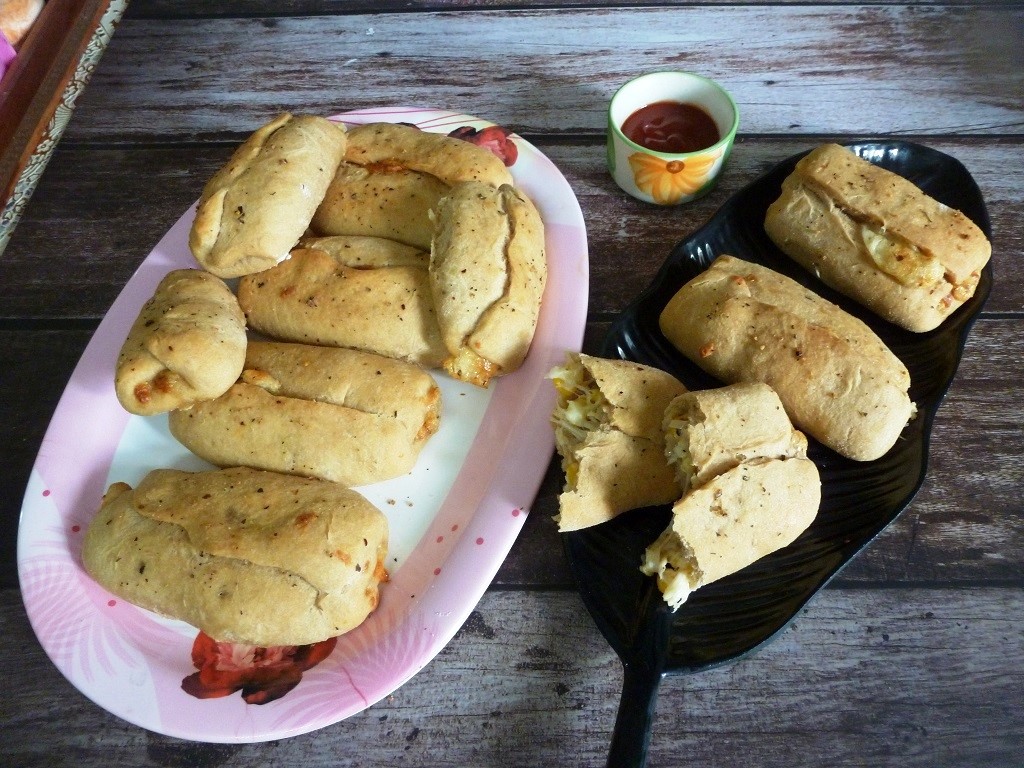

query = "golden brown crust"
[344,122,514,188]
[237,246,447,367]
[82,467,388,646]
[189,114,347,278]
[430,181,547,386]
[658,255,915,461]
[168,341,441,486]
[663,382,808,493]
[641,456,820,608]
[310,161,448,250]
[298,234,429,268]
[765,143,991,332]
[114,269,247,416]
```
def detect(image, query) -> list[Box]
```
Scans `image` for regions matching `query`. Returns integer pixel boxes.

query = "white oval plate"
[17,108,588,742]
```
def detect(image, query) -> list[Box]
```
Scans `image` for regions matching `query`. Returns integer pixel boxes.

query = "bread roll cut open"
[664,382,809,493]
[549,353,687,532]
[642,382,820,609]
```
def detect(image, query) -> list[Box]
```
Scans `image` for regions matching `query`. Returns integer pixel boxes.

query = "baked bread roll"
[764,143,991,332]
[641,456,820,610]
[115,269,246,416]
[663,382,809,494]
[643,381,819,609]
[189,113,347,278]
[298,234,429,269]
[659,255,915,461]
[343,122,514,188]
[549,353,687,532]
[169,341,441,486]
[237,246,446,367]
[82,467,389,646]
[310,162,449,250]
[430,181,547,387]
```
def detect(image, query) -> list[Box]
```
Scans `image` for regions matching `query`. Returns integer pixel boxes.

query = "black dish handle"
[606,660,665,768]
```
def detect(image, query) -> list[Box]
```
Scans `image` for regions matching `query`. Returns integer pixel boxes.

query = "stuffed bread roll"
[169,341,441,486]
[549,353,687,532]
[644,381,819,609]
[664,382,809,494]
[765,143,991,332]
[115,269,247,416]
[310,162,449,250]
[82,467,389,646]
[298,234,429,269]
[343,122,514,188]
[659,255,915,462]
[430,181,547,387]
[189,113,347,278]
[237,246,447,367]
[640,456,820,610]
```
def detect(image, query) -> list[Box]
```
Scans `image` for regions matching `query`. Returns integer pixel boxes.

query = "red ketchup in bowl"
[621,101,720,154]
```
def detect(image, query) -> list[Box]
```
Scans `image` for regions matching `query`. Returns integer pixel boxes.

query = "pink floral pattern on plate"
[17,108,589,743]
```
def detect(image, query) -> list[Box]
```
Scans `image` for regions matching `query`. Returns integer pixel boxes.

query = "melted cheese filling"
[640,528,702,610]
[549,363,608,489]
[861,225,944,287]
[663,416,696,493]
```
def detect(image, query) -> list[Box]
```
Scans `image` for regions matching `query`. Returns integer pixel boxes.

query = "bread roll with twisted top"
[298,234,429,269]
[343,122,514,188]
[115,269,246,416]
[430,181,546,387]
[765,143,990,332]
[189,113,347,278]
[659,255,915,461]
[310,162,449,250]
[82,466,389,646]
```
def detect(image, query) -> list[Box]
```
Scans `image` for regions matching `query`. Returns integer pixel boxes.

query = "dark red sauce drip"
[621,101,720,154]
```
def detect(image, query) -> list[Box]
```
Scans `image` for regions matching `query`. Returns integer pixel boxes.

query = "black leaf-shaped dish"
[561,141,992,767]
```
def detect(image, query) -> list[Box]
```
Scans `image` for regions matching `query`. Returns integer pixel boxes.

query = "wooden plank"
[2,139,1020,319]
[124,0,977,20]
[2,587,1022,766]
[58,6,1023,141]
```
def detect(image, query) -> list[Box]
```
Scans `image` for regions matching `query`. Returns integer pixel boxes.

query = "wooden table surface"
[2,2,1022,766]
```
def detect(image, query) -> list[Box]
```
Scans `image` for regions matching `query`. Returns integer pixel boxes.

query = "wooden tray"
[0,0,129,255]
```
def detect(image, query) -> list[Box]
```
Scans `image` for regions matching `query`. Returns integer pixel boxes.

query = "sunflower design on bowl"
[628,149,723,205]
